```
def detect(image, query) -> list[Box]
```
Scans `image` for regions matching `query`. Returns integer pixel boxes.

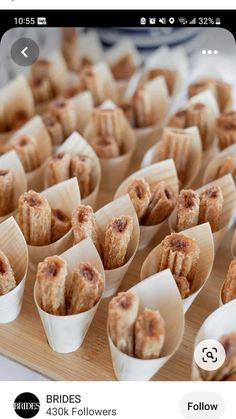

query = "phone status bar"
[139,16,221,26]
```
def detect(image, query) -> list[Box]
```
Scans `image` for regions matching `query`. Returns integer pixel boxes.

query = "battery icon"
[215,17,221,25]
[37,17,47,25]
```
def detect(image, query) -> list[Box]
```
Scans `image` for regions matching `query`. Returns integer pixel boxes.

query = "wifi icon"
[178,17,187,25]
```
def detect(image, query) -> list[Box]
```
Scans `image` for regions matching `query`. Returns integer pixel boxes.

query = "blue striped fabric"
[95,27,207,55]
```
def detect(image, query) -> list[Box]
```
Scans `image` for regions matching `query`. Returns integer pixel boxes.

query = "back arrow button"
[11,37,39,67]
[21,46,28,58]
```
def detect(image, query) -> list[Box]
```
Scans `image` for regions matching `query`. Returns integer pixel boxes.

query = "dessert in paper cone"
[78,30,104,68]
[89,194,139,298]
[29,52,68,112]
[220,260,236,306]
[141,223,214,313]
[78,62,117,106]
[42,97,78,147]
[142,126,202,189]
[169,174,236,252]
[121,75,170,158]
[69,91,94,134]
[0,151,27,223]
[203,143,236,185]
[192,300,236,380]
[17,178,81,270]
[10,116,52,191]
[61,28,80,72]
[188,90,220,169]
[188,77,232,113]
[144,46,188,96]
[0,217,28,324]
[230,230,236,260]
[216,111,236,151]
[168,90,219,155]
[0,75,35,151]
[107,269,184,381]
[106,38,141,82]
[34,237,105,353]
[44,132,101,209]
[114,159,179,249]
[84,102,135,193]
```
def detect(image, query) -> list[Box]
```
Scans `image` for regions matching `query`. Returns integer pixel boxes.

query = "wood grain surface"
[0,168,233,381]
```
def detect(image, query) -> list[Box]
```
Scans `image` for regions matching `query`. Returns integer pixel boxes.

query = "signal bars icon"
[189,17,196,24]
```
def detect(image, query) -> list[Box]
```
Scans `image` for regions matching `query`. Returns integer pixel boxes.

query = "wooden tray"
[0,168,232,381]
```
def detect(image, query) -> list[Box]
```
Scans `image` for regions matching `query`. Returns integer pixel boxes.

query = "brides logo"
[13,393,40,418]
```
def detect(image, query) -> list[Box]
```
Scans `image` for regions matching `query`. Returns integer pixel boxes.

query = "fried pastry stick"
[126,178,151,221]
[71,205,101,253]
[51,208,71,242]
[88,135,120,158]
[67,262,104,314]
[158,233,200,282]
[176,189,200,232]
[50,99,77,138]
[36,255,67,315]
[18,190,51,246]
[0,169,15,216]
[108,291,139,356]
[217,111,236,150]
[70,154,91,198]
[0,249,16,296]
[221,260,236,304]
[135,308,165,359]
[13,134,40,173]
[217,156,236,181]
[199,185,223,232]
[103,215,133,270]
[44,152,71,187]
[142,182,176,226]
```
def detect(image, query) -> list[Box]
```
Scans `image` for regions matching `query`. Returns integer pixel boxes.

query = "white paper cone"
[188,56,233,112]
[134,121,164,160]
[79,30,104,65]
[191,300,236,380]
[231,230,236,259]
[169,174,236,252]
[0,151,27,223]
[114,159,179,250]
[48,131,101,209]
[11,115,52,191]
[20,178,81,270]
[34,238,105,353]
[84,102,135,193]
[141,126,202,188]
[108,269,185,381]
[0,75,35,148]
[69,91,94,134]
[203,143,236,185]
[106,38,141,81]
[141,223,214,313]
[95,194,140,297]
[145,46,188,96]
[0,217,28,323]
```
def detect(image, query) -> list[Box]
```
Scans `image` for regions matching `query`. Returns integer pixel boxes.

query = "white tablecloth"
[0,355,49,380]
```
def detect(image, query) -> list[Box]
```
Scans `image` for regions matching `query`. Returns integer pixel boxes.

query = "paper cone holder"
[95,194,140,297]
[114,159,179,250]
[0,217,28,323]
[108,269,185,381]
[34,238,105,353]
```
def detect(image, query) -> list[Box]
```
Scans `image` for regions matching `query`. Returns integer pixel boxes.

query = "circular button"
[194,339,226,371]
[11,38,39,67]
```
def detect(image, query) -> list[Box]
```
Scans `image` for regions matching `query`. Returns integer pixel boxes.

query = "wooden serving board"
[0,177,233,381]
